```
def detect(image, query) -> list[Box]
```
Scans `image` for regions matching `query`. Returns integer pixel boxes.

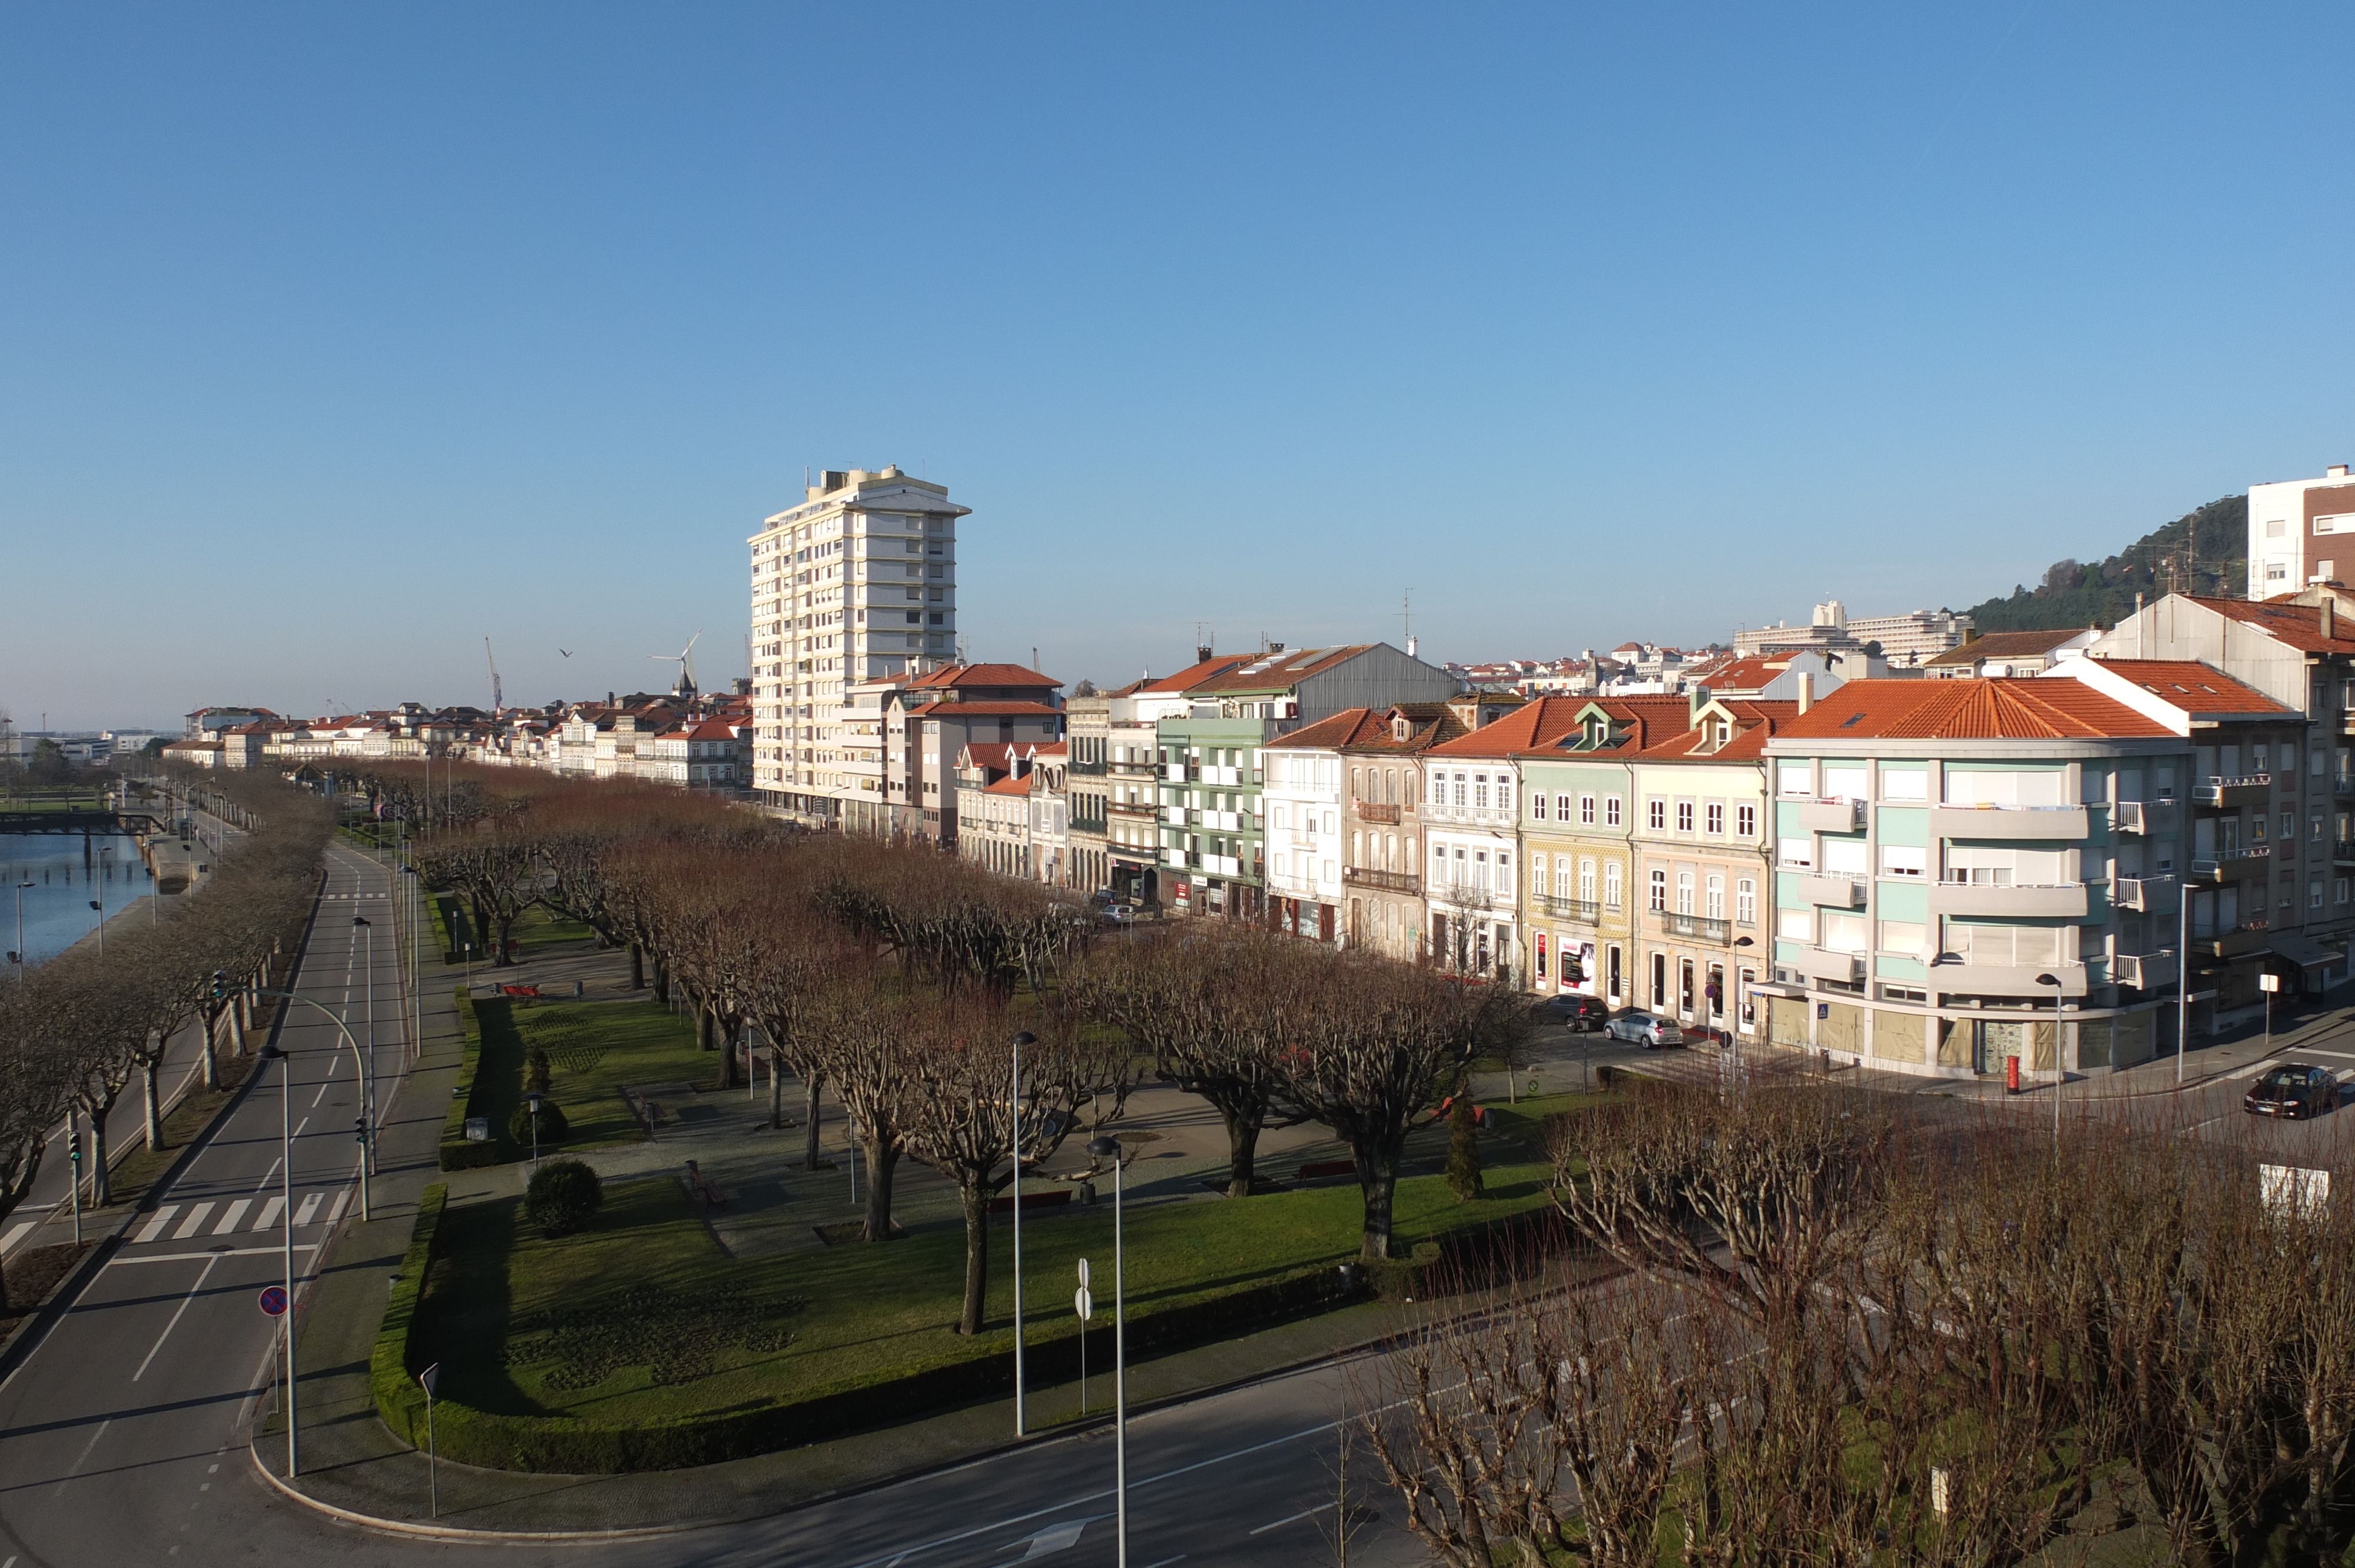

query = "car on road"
[1603,1010,1685,1048]
[2245,1062,2341,1119]
[1531,993,1611,1031]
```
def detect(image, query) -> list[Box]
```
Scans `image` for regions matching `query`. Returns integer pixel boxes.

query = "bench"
[989,1187,1074,1215]
[1296,1158,1357,1181]
[682,1159,729,1210]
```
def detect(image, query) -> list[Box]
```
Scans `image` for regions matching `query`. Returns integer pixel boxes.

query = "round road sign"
[1074,1286,1094,1321]
[258,1285,288,1317]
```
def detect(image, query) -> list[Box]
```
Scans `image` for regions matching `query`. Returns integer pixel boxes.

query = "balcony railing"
[1539,893,1601,923]
[1354,800,1401,824]
[1344,865,1421,896]
[2336,839,2355,866]
[1794,798,1866,833]
[2194,773,2271,808]
[2187,845,2271,883]
[2112,800,2180,836]
[1654,910,1732,945]
[2112,874,2178,912]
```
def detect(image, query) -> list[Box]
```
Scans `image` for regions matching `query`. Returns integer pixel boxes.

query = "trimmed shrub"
[508,1098,569,1150]
[525,1045,552,1095]
[1445,1092,1485,1201]
[523,1158,602,1237]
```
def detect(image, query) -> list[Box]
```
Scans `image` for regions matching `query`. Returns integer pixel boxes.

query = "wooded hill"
[1952,494,2248,634]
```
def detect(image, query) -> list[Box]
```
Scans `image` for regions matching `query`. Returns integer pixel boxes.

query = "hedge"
[374,1243,1362,1473]
[436,990,523,1171]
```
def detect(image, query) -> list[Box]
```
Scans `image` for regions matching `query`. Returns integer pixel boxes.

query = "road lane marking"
[52,1418,110,1495]
[252,1196,287,1230]
[112,1245,319,1265]
[212,1200,250,1234]
[1,1221,32,1253]
[135,1207,181,1244]
[132,1255,218,1381]
[294,1193,322,1226]
[1249,1503,1335,1534]
[325,1188,351,1228]
[172,1204,214,1238]
[1140,1558,1187,1568]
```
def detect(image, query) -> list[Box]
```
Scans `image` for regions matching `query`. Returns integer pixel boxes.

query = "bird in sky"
[559,649,573,658]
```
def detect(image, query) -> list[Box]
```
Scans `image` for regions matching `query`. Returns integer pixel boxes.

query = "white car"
[1604,1011,1686,1048]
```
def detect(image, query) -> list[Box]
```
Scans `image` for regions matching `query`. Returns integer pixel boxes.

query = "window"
[1822,911,1867,952]
[1878,985,1927,1004]
[1779,762,1814,798]
[1882,769,1929,802]
[1878,919,1926,957]
[1575,793,1593,823]
[1580,859,1597,903]
[1880,843,1928,878]
[1778,836,1813,868]
[1474,775,1490,809]
[1736,802,1756,838]
[1736,876,1756,926]
[1648,868,1667,912]
[1453,774,1467,807]
[1676,870,1695,915]
[2339,878,2350,905]
[2283,812,2296,841]
[1496,852,1514,897]
[1497,778,1513,813]
[1554,859,1572,898]
[1530,852,1546,888]
[1605,796,1622,827]
[1777,906,1814,942]
[1676,801,1694,832]
[1648,799,1667,830]
[1706,802,1724,835]
[1822,837,1869,875]
[2313,878,2326,911]
[1706,873,1725,919]
[1530,792,1548,820]
[1823,766,1869,801]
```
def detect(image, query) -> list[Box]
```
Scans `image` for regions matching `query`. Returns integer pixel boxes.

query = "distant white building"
[2247,464,2355,597]
[1736,602,1970,666]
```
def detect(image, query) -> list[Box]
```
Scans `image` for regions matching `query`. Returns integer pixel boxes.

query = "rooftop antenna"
[485,637,503,716]
[1402,589,1418,660]
[649,631,702,697]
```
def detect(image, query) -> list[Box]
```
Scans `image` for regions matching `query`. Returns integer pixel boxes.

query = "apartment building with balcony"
[1515,697,1688,1007]
[1025,742,1072,886]
[2088,589,2355,998]
[884,663,1064,847]
[1157,643,1459,921]
[1418,697,1594,979]
[955,744,1033,879]
[1760,677,2207,1080]
[748,466,968,825]
[2247,464,2355,598]
[1621,698,1789,1041]
[1063,693,1114,896]
[1262,725,1348,941]
[1072,653,1246,906]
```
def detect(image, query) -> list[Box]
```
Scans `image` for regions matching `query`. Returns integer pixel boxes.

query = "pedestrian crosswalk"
[126,1190,354,1246]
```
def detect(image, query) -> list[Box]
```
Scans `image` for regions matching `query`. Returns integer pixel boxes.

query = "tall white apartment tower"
[2248,464,2355,599]
[749,466,970,826]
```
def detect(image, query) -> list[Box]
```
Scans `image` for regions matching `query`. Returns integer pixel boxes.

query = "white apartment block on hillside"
[749,467,970,824]
[2248,464,2355,598]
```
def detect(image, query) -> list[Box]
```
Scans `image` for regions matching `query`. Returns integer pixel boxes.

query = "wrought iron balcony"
[1653,910,1732,945]
[1354,800,1401,825]
[1538,893,1601,923]
[1343,865,1421,896]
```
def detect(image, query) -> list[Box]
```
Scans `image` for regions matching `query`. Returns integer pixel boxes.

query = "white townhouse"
[1261,722,1352,942]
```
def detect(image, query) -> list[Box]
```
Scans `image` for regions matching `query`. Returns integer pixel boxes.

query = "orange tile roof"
[983,774,1033,796]
[1692,654,1799,690]
[1427,697,1591,759]
[1183,645,1383,695]
[909,662,1062,690]
[1137,654,1252,694]
[908,700,1063,718]
[958,742,1016,772]
[2188,595,2355,655]
[1920,628,2095,665]
[1626,700,1799,762]
[2080,659,2295,715]
[1271,707,1390,750]
[1775,679,2170,740]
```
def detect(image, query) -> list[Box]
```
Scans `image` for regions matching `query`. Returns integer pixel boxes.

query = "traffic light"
[354,1117,369,1144]
[211,969,227,1002]
[68,1141,81,1164]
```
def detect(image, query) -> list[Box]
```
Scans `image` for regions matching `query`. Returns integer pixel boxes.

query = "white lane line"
[172,1203,215,1239]
[324,1188,351,1228]
[211,1200,251,1234]
[252,1196,287,1230]
[1249,1503,1334,1535]
[132,1255,218,1381]
[256,1156,281,1189]
[135,1207,181,1244]
[111,1245,320,1265]
[1141,1557,1188,1568]
[294,1193,323,1226]
[52,1418,110,1495]
[1,1221,33,1254]
[291,1117,309,1140]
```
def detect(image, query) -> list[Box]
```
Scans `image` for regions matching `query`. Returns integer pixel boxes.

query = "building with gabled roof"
[1921,627,2102,680]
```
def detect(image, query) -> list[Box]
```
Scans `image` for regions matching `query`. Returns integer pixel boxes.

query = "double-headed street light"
[1010,1029,1037,1437]
[1085,1133,1127,1568]
[258,1042,298,1477]
[354,916,377,1175]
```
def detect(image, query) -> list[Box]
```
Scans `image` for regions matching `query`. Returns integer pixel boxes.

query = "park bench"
[1295,1158,1357,1181]
[682,1159,729,1210]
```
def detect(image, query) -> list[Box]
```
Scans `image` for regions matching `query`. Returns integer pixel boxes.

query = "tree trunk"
[957,1179,990,1336]
[493,909,518,966]
[804,1077,825,1168]
[768,1047,788,1130]
[1354,1141,1399,1261]
[631,944,646,990]
[697,1005,715,1052]
[201,1013,220,1092]
[861,1134,900,1241]
[717,1020,741,1090]
[654,959,671,1005]
[1219,1101,1264,1200]
[230,991,247,1054]
[88,1114,111,1208]
[144,1059,163,1151]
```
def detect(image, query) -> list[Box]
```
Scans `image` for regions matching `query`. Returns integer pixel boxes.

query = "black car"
[2245,1063,2341,1119]
[1532,993,1612,1031]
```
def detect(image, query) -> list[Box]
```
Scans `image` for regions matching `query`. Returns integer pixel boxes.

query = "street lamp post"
[12,880,29,985]
[2035,973,2064,1152]
[1086,1134,1127,1568]
[254,990,372,1221]
[1011,1029,1036,1438]
[258,1042,298,1477]
[2177,868,2192,1084]
[354,916,376,1175]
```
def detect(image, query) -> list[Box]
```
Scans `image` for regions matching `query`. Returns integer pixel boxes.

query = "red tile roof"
[983,774,1032,797]
[1271,707,1391,750]
[958,742,1016,772]
[1919,628,2095,666]
[2188,594,2355,655]
[1775,679,2170,740]
[1427,697,1591,759]
[908,700,1063,718]
[1136,655,1252,695]
[1691,654,1799,690]
[2078,659,2294,715]
[1626,700,1799,762]
[1183,645,1384,695]
[909,662,1062,690]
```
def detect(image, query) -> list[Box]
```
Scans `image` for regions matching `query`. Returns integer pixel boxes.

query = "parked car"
[1531,993,1612,1032]
[2245,1062,2341,1119]
[1604,1010,1685,1048]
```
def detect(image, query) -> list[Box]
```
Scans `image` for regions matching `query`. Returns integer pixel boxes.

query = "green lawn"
[506,901,598,955]
[419,1154,1560,1427]
[475,994,714,1152]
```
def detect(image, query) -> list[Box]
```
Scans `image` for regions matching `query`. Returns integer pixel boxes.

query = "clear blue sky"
[3,3,2349,730]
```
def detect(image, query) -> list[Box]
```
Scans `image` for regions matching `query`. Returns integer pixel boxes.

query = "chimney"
[1196,645,1214,664]
[1962,629,1981,646]
[2330,465,2349,479]
[2324,597,2337,642]
[1796,673,1815,715]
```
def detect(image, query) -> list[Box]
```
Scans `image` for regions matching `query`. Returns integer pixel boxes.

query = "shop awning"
[2268,934,2343,971]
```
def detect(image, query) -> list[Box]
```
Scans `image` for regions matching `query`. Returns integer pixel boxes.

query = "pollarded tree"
[810,975,917,1243]
[741,882,868,1170]
[0,975,86,1311]
[413,817,542,968]
[894,1003,1130,1336]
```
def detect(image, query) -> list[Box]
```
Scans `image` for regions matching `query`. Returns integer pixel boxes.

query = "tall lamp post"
[2177,865,2193,1084]
[254,990,372,1221]
[1085,1134,1127,1568]
[1730,935,1755,1078]
[1010,1029,1036,1437]
[2035,972,2064,1152]
[258,1043,298,1477]
[353,916,377,1175]
[12,880,29,985]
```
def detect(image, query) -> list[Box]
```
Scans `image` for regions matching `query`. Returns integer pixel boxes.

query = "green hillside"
[1953,494,2248,634]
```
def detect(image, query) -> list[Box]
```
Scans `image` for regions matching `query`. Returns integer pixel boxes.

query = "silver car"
[1604,1010,1685,1048]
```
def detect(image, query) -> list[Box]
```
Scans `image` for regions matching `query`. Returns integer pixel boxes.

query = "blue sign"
[258,1285,288,1317]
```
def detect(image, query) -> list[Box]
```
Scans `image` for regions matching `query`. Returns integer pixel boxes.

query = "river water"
[1,830,154,969]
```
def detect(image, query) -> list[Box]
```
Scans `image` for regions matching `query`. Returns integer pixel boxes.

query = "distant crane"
[485,638,504,716]
[650,631,702,697]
